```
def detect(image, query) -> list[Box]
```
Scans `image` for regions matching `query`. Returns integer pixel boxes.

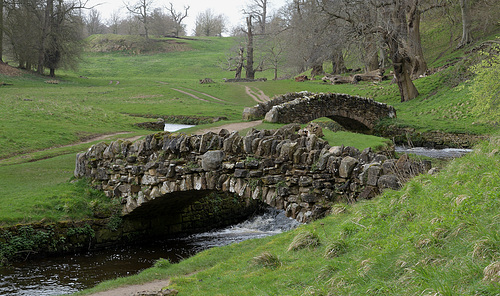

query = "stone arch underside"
[121,189,263,239]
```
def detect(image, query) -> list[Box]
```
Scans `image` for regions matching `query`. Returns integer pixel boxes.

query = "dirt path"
[193,120,262,135]
[171,88,210,102]
[177,87,228,103]
[86,279,171,296]
[245,85,270,103]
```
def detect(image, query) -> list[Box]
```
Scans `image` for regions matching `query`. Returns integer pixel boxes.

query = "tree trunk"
[38,0,53,75]
[331,52,347,74]
[311,64,324,77]
[365,37,379,72]
[458,0,473,48]
[392,50,419,102]
[245,16,255,79]
[406,2,427,78]
[388,0,419,102]
[260,0,267,34]
[235,47,244,79]
[0,0,3,62]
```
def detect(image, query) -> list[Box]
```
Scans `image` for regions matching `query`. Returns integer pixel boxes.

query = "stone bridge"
[242,91,396,132]
[74,124,428,237]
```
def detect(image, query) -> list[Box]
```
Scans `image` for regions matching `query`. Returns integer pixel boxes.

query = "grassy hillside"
[78,137,500,295]
[0,19,499,294]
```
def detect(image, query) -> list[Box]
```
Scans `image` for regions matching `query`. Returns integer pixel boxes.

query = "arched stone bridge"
[242,91,396,132]
[74,124,428,237]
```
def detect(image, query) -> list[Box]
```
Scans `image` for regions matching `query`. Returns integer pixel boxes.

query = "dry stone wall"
[75,124,429,227]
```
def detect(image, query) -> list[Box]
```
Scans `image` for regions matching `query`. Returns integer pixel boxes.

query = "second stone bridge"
[75,124,428,237]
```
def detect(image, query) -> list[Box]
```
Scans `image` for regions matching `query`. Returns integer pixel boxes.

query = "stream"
[395,146,472,159]
[0,209,300,296]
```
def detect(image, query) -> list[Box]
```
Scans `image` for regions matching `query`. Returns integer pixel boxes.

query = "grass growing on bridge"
[77,136,500,295]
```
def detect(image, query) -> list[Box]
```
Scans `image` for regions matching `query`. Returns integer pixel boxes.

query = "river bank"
[0,209,299,295]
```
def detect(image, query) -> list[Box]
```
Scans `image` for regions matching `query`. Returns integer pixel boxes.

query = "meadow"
[0,26,499,294]
[0,31,498,224]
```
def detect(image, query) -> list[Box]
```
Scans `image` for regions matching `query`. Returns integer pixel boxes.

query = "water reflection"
[0,209,299,295]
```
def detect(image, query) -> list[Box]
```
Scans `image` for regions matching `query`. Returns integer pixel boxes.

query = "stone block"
[201,150,225,171]
[378,174,401,190]
[234,169,249,178]
[339,156,358,178]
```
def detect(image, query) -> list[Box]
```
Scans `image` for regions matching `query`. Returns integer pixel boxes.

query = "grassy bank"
[77,136,500,295]
[0,24,499,293]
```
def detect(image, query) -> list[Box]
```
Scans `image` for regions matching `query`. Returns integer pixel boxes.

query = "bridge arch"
[75,124,428,239]
[243,92,396,132]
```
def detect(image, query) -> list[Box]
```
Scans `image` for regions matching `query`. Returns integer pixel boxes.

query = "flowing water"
[0,209,300,296]
[395,146,472,159]
[164,123,195,132]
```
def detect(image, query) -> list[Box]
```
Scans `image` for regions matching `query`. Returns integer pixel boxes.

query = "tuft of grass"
[154,258,172,269]
[482,261,500,283]
[251,251,282,269]
[324,240,348,258]
[287,231,321,252]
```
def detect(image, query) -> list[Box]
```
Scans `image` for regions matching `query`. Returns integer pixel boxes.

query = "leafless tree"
[320,0,421,102]
[124,0,153,38]
[85,8,105,36]
[108,10,121,34]
[194,9,227,37]
[244,0,268,34]
[165,2,189,37]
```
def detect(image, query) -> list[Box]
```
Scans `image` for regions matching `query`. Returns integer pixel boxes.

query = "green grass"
[77,137,500,295]
[0,17,499,296]
[1,32,499,226]
[0,155,118,225]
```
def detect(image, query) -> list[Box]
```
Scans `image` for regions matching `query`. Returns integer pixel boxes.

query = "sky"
[86,0,289,36]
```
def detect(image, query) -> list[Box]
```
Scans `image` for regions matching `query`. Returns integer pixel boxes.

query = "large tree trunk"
[392,48,419,102]
[458,0,473,48]
[0,0,3,62]
[245,16,256,79]
[331,51,347,74]
[388,0,419,102]
[365,37,379,72]
[311,64,324,77]
[38,0,53,75]
[406,3,427,77]
[235,47,244,79]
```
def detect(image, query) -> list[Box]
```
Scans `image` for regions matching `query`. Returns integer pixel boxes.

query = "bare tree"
[108,10,121,34]
[124,0,153,38]
[321,0,420,102]
[85,8,105,36]
[194,9,226,37]
[243,15,262,79]
[4,0,85,76]
[244,0,268,34]
[149,8,178,37]
[165,2,189,37]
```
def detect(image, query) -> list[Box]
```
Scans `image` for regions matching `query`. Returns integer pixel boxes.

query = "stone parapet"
[243,92,396,132]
